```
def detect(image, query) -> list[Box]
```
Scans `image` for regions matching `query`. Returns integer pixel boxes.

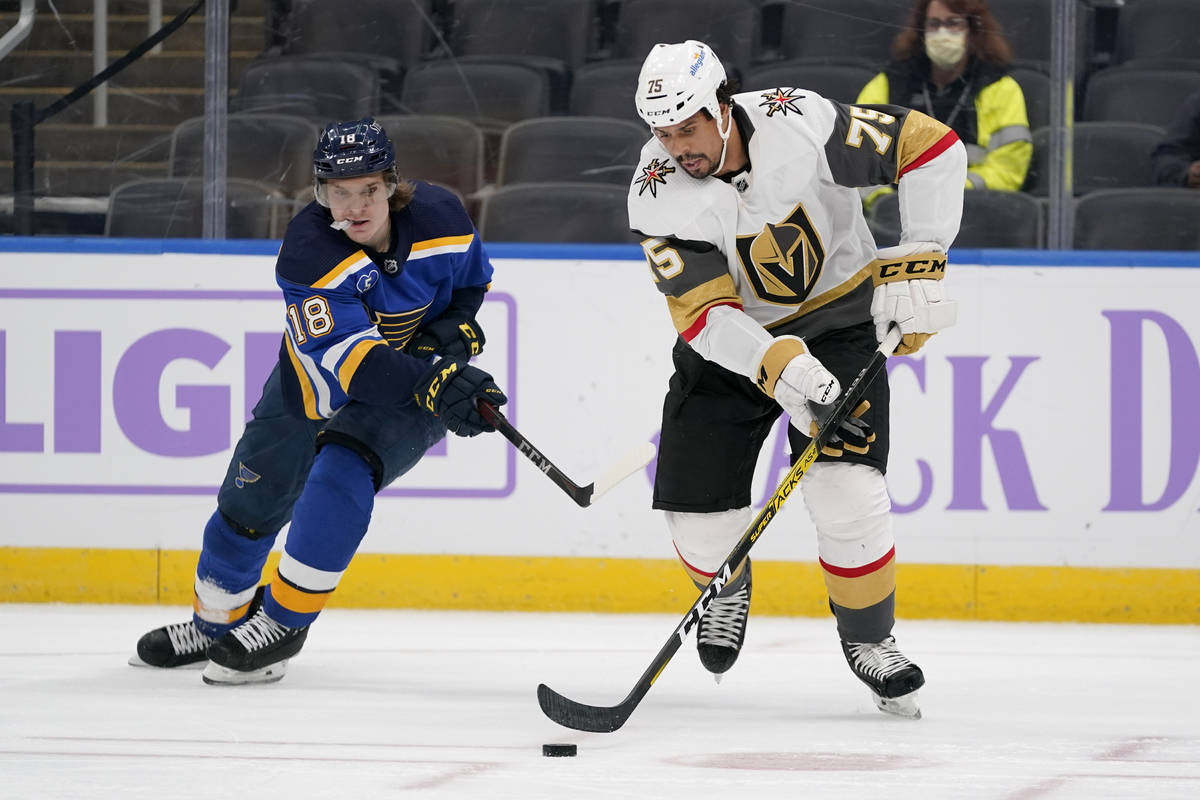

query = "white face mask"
[925,29,968,69]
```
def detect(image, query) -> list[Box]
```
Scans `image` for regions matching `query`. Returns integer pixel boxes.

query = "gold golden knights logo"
[635,158,675,197]
[734,202,825,304]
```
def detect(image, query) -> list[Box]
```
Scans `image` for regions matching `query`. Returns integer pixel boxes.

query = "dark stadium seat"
[281,0,435,69]
[375,115,487,199]
[775,0,909,66]
[106,178,288,239]
[607,0,760,79]
[1082,67,1200,129]
[497,117,646,186]
[1024,122,1164,196]
[399,61,552,134]
[167,114,319,196]
[1073,188,1200,250]
[871,189,1043,249]
[1009,66,1050,131]
[478,182,637,243]
[568,61,643,122]
[987,0,1092,73]
[445,0,596,68]
[235,56,382,120]
[1113,0,1200,68]
[745,62,877,104]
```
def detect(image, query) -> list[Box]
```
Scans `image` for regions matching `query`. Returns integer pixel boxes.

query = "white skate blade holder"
[873,689,922,719]
[201,660,290,686]
[127,654,206,670]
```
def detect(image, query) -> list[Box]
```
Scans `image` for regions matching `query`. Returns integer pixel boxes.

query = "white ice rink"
[1,605,1197,799]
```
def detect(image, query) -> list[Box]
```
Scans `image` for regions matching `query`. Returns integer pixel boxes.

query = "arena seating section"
[1,0,1197,247]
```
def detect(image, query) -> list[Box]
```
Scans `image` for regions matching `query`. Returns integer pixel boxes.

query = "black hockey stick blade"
[478,401,655,508]
[537,325,903,733]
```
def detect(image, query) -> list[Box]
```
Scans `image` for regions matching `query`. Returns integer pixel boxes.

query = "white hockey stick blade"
[590,442,657,500]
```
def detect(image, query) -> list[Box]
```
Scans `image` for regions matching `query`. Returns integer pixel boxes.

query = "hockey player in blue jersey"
[131,117,507,685]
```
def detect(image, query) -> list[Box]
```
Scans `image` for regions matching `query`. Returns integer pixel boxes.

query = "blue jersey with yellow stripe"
[275,181,493,420]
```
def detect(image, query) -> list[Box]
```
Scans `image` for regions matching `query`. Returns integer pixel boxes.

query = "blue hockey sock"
[193,510,276,637]
[264,444,375,629]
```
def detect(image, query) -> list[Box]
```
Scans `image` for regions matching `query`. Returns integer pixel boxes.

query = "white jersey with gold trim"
[627,87,966,379]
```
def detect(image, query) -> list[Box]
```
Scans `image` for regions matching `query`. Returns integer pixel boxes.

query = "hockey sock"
[263,443,375,628]
[194,510,276,637]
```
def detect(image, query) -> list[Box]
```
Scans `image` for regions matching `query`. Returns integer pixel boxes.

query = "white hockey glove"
[754,335,840,433]
[868,242,958,356]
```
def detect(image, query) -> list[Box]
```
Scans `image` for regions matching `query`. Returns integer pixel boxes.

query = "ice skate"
[696,560,752,682]
[130,585,265,668]
[202,607,309,685]
[130,620,214,668]
[841,635,924,719]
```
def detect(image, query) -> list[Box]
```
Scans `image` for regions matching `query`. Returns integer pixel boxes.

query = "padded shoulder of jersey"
[276,202,366,287]
[627,138,723,238]
[407,180,475,241]
[734,87,836,141]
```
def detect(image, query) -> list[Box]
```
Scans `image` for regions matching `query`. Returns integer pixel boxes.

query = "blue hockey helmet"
[312,117,396,180]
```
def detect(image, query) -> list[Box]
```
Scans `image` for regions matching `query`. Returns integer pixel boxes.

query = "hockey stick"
[536,324,904,732]
[478,401,656,508]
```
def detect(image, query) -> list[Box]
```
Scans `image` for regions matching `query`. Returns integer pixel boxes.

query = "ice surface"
[1,605,1197,799]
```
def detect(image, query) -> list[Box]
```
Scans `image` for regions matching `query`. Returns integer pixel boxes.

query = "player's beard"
[678,152,717,179]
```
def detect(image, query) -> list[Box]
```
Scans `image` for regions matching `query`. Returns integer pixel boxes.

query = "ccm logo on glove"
[871,253,947,284]
[414,358,507,437]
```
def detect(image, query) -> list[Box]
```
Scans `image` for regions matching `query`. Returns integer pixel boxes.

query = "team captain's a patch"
[635,158,676,197]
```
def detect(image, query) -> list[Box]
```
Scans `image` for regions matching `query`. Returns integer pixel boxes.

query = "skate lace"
[846,637,912,681]
[698,586,750,648]
[165,622,213,655]
[230,610,290,651]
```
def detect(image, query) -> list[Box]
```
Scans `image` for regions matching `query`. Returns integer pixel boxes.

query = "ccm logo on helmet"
[336,155,364,165]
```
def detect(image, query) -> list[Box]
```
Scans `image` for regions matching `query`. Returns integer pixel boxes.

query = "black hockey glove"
[406,317,485,361]
[414,358,507,437]
[808,400,875,458]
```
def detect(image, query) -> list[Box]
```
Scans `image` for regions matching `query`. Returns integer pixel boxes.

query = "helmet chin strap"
[714,104,733,174]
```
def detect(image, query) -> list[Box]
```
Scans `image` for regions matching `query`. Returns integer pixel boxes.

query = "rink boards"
[1,240,1198,623]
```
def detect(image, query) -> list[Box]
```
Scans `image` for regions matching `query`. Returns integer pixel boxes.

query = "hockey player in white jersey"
[628,41,966,718]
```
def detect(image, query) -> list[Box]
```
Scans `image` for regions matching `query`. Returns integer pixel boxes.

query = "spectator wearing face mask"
[856,0,1031,198]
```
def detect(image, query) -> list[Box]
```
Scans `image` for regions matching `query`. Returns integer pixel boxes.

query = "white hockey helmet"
[634,40,728,128]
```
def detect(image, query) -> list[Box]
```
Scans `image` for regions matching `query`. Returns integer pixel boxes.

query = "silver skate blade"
[873,690,921,719]
[201,659,289,685]
[127,654,206,669]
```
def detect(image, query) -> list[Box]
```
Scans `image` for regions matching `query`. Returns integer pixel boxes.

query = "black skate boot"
[130,585,265,668]
[841,635,925,718]
[202,607,309,685]
[696,559,752,682]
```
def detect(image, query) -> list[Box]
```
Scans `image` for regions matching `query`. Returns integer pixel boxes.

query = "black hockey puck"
[542,743,577,757]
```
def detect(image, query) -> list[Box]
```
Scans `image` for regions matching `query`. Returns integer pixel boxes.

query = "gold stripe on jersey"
[823,556,896,610]
[756,337,808,398]
[665,273,742,338]
[894,110,954,181]
[337,338,386,392]
[283,334,321,420]
[312,250,371,289]
[408,233,474,260]
[763,266,873,332]
[869,252,947,286]
[269,570,332,615]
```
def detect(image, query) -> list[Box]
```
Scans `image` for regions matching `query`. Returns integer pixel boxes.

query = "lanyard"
[922,78,973,131]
